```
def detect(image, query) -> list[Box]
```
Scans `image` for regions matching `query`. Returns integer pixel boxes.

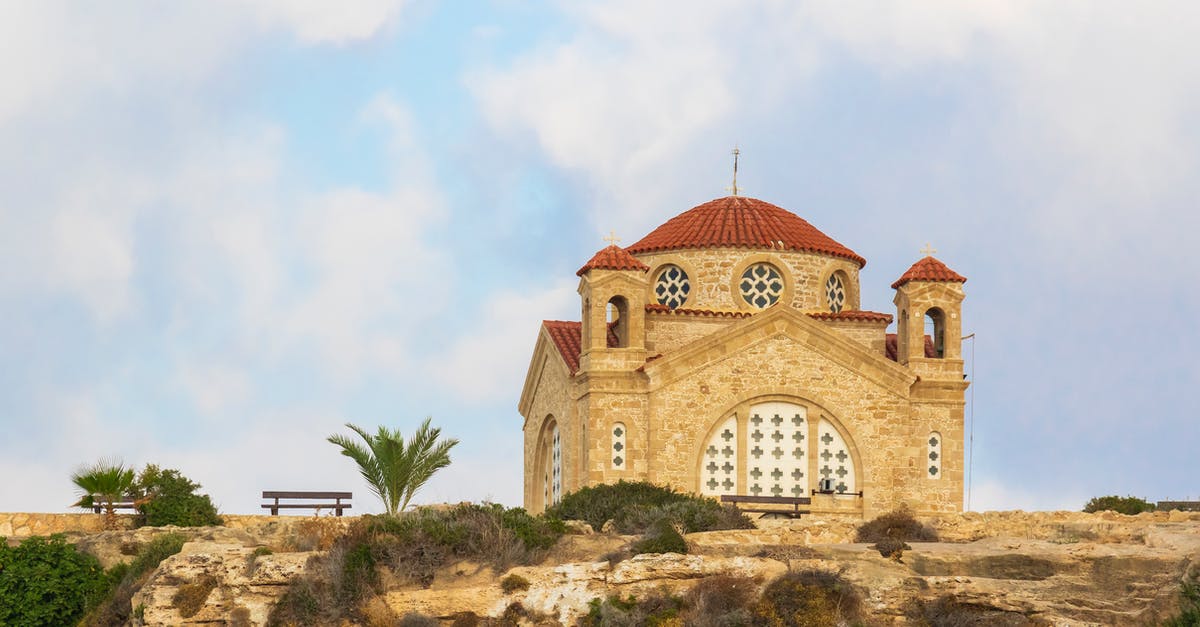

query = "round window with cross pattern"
[653,265,690,309]
[739,262,784,309]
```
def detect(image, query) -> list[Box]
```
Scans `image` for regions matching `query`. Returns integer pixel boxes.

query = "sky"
[1,1,1197,516]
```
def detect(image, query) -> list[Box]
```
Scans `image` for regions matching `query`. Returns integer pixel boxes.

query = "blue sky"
[2,1,1197,515]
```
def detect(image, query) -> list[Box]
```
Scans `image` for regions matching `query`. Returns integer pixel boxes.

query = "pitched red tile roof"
[542,320,619,374]
[577,245,650,276]
[891,256,967,289]
[626,196,866,267]
[807,310,893,324]
[885,333,936,361]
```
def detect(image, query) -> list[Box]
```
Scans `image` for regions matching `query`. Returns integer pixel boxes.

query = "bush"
[873,537,911,559]
[269,504,567,624]
[135,465,222,527]
[630,518,688,556]
[173,574,218,618]
[684,575,757,627]
[580,592,686,627]
[0,535,110,626]
[1082,495,1155,515]
[500,573,531,594]
[855,507,938,543]
[80,532,187,626]
[752,570,864,626]
[548,480,754,534]
[1162,574,1200,627]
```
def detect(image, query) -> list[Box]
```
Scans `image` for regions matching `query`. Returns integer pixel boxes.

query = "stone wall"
[0,512,135,537]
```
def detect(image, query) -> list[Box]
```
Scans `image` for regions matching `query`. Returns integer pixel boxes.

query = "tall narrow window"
[825,272,846,313]
[700,415,738,496]
[927,432,942,479]
[551,426,562,504]
[925,308,946,358]
[611,423,626,469]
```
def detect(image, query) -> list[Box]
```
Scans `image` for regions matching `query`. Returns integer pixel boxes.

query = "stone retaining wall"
[0,512,361,538]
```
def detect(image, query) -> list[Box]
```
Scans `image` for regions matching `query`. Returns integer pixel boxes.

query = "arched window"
[541,419,562,508]
[611,423,626,469]
[606,296,629,348]
[825,272,847,313]
[925,308,946,358]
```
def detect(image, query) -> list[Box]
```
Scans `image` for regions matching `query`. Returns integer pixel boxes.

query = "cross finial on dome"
[920,242,937,256]
[603,230,621,246]
[725,146,741,196]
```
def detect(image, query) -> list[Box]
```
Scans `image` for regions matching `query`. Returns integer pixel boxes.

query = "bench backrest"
[721,495,811,505]
[262,491,352,500]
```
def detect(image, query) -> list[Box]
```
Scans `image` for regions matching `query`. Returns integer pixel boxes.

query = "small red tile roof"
[891,256,967,289]
[807,310,893,324]
[577,245,650,276]
[626,196,866,267]
[542,320,619,374]
[644,304,753,319]
[885,333,937,361]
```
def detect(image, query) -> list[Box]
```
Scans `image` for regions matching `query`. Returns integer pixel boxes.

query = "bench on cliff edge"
[261,491,352,516]
[721,495,811,518]
[88,495,139,514]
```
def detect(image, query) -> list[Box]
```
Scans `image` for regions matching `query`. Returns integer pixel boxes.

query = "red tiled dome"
[576,245,650,276]
[891,256,967,289]
[626,196,866,267]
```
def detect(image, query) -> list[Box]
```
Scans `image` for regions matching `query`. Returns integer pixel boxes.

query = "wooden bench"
[262,491,352,516]
[721,495,811,518]
[89,496,138,514]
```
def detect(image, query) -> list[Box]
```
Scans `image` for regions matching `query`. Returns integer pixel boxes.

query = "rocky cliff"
[60,510,1200,625]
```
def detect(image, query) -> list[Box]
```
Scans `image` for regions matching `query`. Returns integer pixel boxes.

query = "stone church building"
[518,195,968,518]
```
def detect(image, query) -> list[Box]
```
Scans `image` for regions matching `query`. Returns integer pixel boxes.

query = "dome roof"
[890,256,967,289]
[576,244,650,276]
[625,196,866,267]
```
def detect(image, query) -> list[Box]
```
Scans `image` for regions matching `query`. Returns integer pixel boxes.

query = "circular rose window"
[739,263,784,309]
[654,265,690,309]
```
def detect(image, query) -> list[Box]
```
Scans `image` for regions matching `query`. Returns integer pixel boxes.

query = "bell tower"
[576,241,650,372]
[892,252,967,376]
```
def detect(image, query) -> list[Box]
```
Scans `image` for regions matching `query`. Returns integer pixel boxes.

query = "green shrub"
[80,532,186,626]
[580,591,685,627]
[630,518,689,556]
[752,570,864,626]
[500,573,531,594]
[1162,575,1200,627]
[0,535,110,626]
[548,480,753,534]
[855,507,938,543]
[1082,495,1155,515]
[269,504,566,624]
[135,465,222,527]
[172,574,218,618]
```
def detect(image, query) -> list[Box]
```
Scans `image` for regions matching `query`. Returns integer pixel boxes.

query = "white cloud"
[433,281,580,403]
[244,0,410,44]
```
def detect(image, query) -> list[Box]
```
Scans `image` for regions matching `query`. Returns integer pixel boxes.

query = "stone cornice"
[641,306,917,397]
[518,326,572,419]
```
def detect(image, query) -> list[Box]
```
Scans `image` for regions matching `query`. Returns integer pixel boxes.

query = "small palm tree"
[327,418,459,515]
[71,460,136,529]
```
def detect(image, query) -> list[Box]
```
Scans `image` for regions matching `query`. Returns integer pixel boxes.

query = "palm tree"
[327,418,459,515]
[71,460,136,529]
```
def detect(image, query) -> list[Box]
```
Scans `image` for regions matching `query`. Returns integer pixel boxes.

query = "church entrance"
[698,400,857,499]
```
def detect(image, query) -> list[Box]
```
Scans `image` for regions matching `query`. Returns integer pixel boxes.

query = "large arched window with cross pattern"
[698,400,858,499]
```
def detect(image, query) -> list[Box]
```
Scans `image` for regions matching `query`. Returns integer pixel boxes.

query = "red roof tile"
[885,333,936,361]
[626,196,866,267]
[577,245,650,276]
[542,320,619,374]
[891,256,967,289]
[807,310,893,324]
[644,304,753,319]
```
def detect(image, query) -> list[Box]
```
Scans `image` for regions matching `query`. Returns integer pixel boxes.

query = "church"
[517,194,968,519]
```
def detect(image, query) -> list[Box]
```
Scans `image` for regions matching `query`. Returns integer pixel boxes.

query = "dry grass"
[171,574,217,618]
